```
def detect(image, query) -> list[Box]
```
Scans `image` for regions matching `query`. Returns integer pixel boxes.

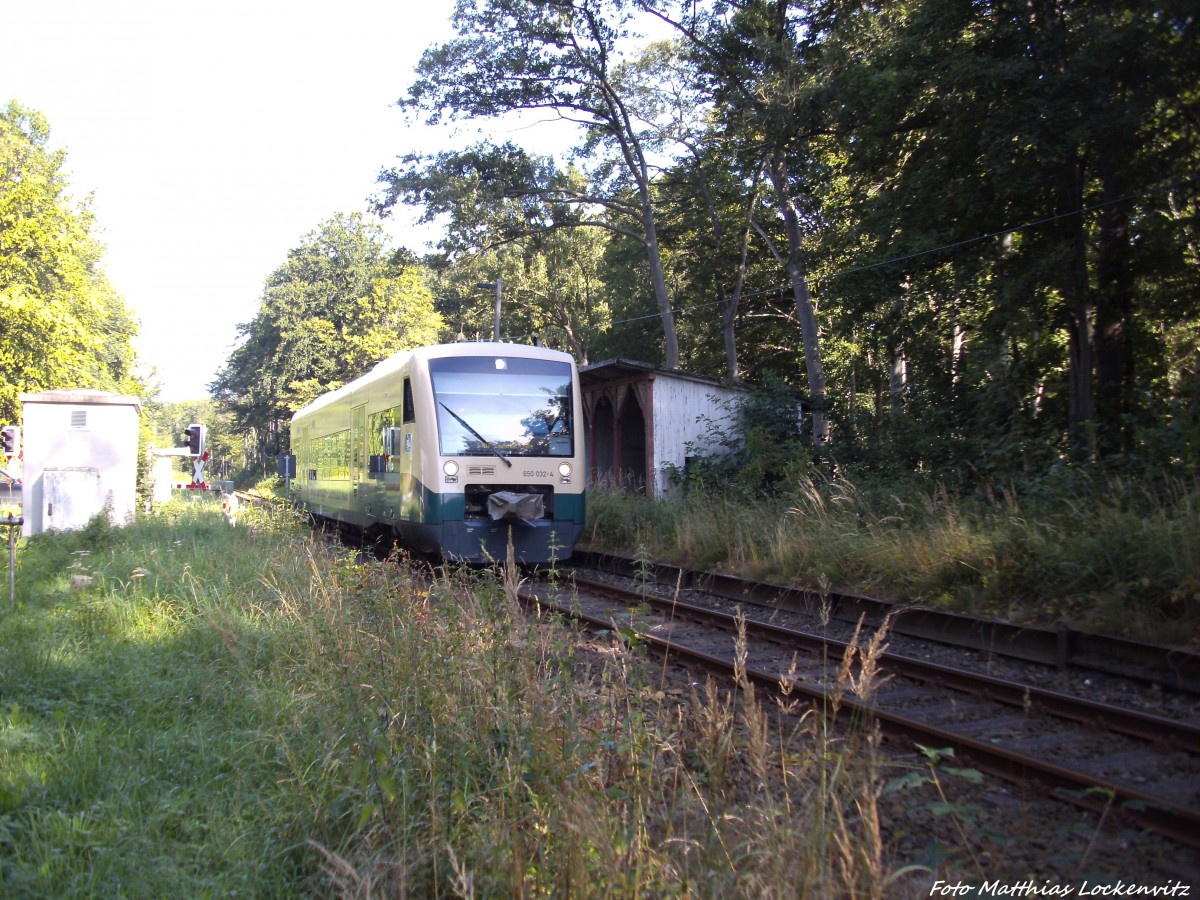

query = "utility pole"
[3,513,21,606]
[477,279,503,341]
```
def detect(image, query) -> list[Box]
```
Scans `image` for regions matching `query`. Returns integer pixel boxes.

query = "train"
[290,342,586,564]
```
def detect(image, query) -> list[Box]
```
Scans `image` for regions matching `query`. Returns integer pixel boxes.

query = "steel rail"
[572,550,1200,692]
[569,575,1200,754]
[521,578,1200,850]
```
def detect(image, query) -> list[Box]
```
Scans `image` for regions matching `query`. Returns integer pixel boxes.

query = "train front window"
[430,356,574,457]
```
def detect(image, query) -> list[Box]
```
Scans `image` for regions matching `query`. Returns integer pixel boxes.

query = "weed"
[583,474,1200,647]
[12,489,1151,895]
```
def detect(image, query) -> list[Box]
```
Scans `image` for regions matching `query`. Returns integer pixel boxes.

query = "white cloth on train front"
[487,490,545,522]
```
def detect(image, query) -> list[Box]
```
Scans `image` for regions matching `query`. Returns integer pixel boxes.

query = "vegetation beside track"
[0,496,918,895]
[582,472,1200,649]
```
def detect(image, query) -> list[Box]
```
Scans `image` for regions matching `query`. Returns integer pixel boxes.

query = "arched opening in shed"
[617,389,647,492]
[591,396,615,486]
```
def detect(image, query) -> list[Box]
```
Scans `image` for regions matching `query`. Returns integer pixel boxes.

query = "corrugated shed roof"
[579,359,738,391]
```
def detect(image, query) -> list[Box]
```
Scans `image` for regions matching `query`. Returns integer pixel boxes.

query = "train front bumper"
[437,516,585,565]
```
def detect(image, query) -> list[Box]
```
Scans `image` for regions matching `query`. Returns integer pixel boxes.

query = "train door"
[293,424,303,502]
[351,403,366,499]
[399,378,417,520]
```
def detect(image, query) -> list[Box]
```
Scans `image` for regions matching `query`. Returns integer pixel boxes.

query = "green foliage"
[210,212,444,471]
[378,0,1199,480]
[811,0,1200,467]
[0,101,143,422]
[135,413,155,510]
[675,375,812,494]
[388,0,687,366]
[413,210,614,360]
[377,143,562,255]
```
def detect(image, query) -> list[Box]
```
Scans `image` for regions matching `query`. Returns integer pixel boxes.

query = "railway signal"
[0,425,19,458]
[178,423,209,489]
[182,423,206,457]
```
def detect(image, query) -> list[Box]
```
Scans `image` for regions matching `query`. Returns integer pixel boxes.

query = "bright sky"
[1,0,485,401]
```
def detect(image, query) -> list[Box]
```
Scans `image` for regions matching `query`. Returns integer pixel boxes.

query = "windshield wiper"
[439,403,513,467]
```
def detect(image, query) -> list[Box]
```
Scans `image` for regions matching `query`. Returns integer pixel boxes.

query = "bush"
[675,375,812,495]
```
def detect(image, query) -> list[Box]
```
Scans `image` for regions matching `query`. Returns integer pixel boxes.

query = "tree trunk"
[1026,0,1096,462]
[1067,300,1094,459]
[641,205,679,369]
[1058,156,1095,462]
[848,340,858,443]
[889,295,906,413]
[1094,156,1134,459]
[767,150,829,446]
[951,304,967,387]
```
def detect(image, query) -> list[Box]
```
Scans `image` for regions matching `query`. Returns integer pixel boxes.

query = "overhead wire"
[603,174,1197,329]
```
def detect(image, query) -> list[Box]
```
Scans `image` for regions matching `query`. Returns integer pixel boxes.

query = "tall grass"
[584,473,1200,647]
[1,496,911,895]
[0,500,321,894]
[269,531,903,895]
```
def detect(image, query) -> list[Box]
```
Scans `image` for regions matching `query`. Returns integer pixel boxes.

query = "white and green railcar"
[291,342,586,564]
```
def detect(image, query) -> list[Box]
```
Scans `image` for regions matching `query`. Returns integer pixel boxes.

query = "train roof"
[291,342,576,422]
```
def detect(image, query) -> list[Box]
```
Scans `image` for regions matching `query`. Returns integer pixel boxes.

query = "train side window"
[382,427,404,456]
[403,379,415,424]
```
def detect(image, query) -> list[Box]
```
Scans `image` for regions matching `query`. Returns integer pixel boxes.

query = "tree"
[822,0,1200,465]
[0,101,141,422]
[651,0,835,443]
[210,213,443,470]
[615,37,773,382]
[385,0,684,367]
[486,225,613,362]
[381,0,1198,475]
[376,147,617,359]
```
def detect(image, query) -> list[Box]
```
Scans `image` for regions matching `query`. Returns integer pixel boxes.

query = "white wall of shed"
[650,377,742,498]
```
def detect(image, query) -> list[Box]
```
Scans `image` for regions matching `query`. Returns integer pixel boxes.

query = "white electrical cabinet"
[19,390,142,536]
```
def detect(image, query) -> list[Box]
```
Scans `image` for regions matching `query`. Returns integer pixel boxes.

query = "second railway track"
[521,562,1200,851]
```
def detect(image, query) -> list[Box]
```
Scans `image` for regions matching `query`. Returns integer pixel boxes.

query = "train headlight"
[558,461,572,483]
[443,460,459,483]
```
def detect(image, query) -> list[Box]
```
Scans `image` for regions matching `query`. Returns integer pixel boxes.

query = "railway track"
[571,551,1200,693]
[246,501,1200,848]
[521,559,1200,851]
